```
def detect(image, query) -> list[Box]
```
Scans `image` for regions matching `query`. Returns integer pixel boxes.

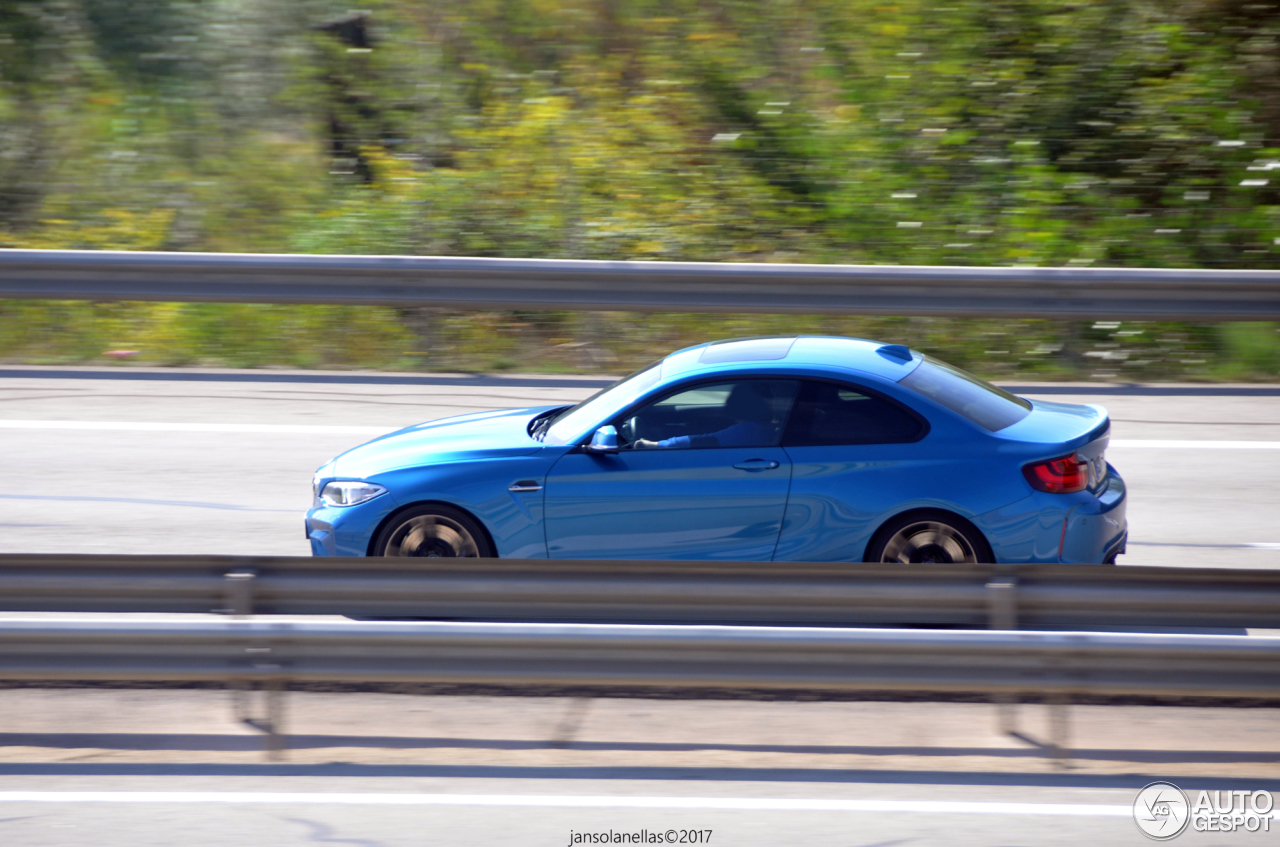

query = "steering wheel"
[619,415,637,445]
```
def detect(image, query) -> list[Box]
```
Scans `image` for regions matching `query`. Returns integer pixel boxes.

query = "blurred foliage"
[0,0,1278,379]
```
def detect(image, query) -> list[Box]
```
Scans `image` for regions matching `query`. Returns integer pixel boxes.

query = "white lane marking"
[0,419,392,435]
[0,791,1134,816]
[1111,439,1280,449]
[1248,543,1280,549]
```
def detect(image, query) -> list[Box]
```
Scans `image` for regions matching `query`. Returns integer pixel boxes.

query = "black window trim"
[780,377,931,448]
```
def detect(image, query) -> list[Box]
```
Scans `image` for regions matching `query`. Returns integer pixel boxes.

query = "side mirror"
[585,425,619,454]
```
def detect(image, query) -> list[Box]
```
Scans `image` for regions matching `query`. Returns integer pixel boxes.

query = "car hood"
[331,406,559,479]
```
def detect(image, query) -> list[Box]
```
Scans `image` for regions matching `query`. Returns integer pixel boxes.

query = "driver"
[632,383,775,449]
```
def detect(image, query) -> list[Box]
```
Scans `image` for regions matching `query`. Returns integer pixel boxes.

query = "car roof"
[660,336,923,383]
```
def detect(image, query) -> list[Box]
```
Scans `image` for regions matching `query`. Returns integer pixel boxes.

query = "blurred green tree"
[0,0,1276,378]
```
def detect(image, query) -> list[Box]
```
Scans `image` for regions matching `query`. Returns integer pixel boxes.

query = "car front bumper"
[305,495,400,557]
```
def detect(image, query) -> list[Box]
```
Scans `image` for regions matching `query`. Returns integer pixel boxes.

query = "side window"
[618,380,800,450]
[783,381,926,446]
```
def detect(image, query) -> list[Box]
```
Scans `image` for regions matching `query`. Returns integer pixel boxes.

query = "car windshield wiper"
[529,408,568,441]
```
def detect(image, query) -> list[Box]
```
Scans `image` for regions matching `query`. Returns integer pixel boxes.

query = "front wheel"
[866,511,992,564]
[373,505,494,558]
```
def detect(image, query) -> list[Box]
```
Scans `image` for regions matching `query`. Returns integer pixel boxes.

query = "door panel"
[544,447,792,560]
[774,444,927,561]
[775,380,931,561]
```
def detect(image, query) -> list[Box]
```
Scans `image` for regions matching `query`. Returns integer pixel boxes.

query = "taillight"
[1023,453,1088,493]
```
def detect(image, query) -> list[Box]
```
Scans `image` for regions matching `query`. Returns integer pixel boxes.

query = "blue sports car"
[306,337,1127,564]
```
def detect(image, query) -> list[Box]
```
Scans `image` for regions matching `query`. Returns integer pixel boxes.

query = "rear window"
[898,357,1031,432]
[783,381,925,446]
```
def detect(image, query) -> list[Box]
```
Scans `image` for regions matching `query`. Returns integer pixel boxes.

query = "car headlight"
[312,462,334,502]
[320,480,387,507]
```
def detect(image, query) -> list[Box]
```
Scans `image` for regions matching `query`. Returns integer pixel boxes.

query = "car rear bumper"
[978,465,1127,565]
[1058,466,1127,564]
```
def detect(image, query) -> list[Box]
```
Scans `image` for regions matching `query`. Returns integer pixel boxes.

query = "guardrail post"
[222,567,286,758]
[234,666,288,760]
[224,570,257,723]
[224,570,256,617]
[550,697,593,748]
[264,678,286,760]
[987,575,1019,735]
[986,576,1017,630]
[1048,695,1071,768]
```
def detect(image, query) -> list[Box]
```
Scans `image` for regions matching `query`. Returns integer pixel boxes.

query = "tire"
[372,504,494,558]
[865,510,993,564]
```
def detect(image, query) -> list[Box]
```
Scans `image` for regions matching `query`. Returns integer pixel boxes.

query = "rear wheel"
[373,505,494,558]
[866,511,992,564]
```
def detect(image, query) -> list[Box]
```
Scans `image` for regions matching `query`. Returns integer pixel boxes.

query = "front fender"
[366,452,567,558]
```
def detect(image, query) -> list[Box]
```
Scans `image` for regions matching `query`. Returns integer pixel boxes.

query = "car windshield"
[898,356,1032,432]
[541,361,664,445]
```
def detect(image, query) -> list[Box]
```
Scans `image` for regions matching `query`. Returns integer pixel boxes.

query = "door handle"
[508,480,544,492]
[733,459,780,471]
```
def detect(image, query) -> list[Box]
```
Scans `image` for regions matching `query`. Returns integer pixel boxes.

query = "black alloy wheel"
[374,505,493,558]
[867,510,992,564]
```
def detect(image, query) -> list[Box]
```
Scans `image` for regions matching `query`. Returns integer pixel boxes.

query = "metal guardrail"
[5,558,1280,758]
[3,555,1280,629]
[2,248,1279,319]
[2,616,1272,759]
[1,618,1275,701]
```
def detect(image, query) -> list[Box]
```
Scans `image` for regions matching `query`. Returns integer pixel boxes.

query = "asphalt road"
[2,368,1278,844]
[1,366,1278,568]
[0,689,1275,846]
[0,778,1210,847]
